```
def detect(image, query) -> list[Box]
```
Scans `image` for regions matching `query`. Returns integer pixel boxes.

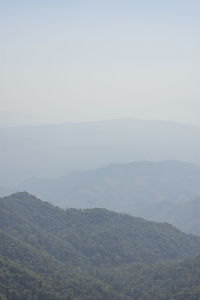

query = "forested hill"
[97,255,200,300]
[1,192,200,299]
[1,192,200,265]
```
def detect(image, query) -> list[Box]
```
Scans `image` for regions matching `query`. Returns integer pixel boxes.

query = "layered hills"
[1,119,200,186]
[19,160,200,235]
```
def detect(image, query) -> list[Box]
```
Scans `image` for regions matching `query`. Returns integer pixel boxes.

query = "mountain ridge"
[1,192,200,299]
[18,160,200,235]
[1,119,200,186]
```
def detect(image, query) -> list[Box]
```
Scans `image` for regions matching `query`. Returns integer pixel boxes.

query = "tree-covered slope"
[97,255,200,300]
[1,192,200,266]
[2,250,200,300]
[0,231,120,300]
[1,192,200,300]
[0,252,121,300]
[0,256,61,300]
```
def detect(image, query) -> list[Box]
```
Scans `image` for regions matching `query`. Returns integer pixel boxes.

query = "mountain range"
[18,160,200,235]
[1,119,200,186]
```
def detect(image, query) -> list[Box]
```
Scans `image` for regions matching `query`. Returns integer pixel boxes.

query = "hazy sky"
[0,0,200,125]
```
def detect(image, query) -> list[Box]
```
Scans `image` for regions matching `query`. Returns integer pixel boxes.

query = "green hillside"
[1,192,200,265]
[97,255,200,300]
[0,256,61,300]
[1,192,200,299]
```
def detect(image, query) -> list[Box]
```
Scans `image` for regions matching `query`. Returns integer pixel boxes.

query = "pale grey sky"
[0,1,200,126]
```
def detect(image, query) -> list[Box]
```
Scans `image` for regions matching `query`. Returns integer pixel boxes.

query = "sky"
[0,0,200,126]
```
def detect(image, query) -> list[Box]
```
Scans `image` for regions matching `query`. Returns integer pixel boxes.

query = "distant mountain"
[1,119,200,186]
[141,197,200,236]
[19,160,200,235]
[1,192,200,299]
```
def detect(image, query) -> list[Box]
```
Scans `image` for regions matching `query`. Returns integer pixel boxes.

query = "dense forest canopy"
[1,192,200,299]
